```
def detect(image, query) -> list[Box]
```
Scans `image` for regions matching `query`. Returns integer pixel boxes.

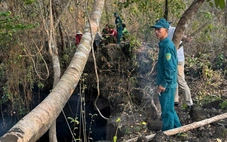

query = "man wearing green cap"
[151,18,181,131]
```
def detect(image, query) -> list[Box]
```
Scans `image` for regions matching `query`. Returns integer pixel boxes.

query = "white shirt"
[168,26,185,62]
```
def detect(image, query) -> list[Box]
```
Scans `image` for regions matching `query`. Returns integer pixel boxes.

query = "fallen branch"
[126,112,227,142]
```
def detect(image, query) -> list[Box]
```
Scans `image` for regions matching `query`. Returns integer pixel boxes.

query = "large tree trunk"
[172,0,205,49]
[0,0,104,141]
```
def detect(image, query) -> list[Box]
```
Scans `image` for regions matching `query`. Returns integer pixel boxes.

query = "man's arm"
[160,46,177,88]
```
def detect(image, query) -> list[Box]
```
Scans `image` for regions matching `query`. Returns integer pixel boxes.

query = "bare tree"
[47,0,61,141]
[46,0,72,141]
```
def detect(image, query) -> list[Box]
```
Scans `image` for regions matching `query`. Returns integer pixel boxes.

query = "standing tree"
[173,0,226,49]
[43,0,73,141]
[172,0,205,49]
[46,0,61,141]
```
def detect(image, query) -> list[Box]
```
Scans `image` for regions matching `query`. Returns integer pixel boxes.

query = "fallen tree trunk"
[126,112,227,142]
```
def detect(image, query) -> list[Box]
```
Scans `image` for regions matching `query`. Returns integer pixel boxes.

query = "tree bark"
[172,0,205,49]
[126,112,227,142]
[0,0,104,141]
[164,0,168,20]
[48,0,60,142]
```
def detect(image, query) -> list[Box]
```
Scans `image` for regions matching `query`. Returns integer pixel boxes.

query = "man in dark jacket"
[114,12,122,44]
[151,18,181,131]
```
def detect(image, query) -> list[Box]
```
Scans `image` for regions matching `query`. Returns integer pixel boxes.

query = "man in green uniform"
[114,12,123,44]
[151,18,181,131]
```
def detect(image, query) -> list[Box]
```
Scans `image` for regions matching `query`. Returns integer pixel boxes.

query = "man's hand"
[182,35,193,42]
[157,85,165,94]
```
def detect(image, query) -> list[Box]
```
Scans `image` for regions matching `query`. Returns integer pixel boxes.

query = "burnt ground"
[84,42,227,142]
[149,104,227,142]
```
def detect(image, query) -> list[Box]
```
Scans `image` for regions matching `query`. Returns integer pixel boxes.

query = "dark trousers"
[159,88,182,131]
[117,27,122,44]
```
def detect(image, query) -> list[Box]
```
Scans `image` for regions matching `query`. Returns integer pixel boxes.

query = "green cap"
[151,18,170,29]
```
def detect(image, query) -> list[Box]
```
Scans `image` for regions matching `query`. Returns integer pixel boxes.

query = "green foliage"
[195,23,214,41]
[202,65,214,80]
[68,117,80,139]
[169,0,186,18]
[198,94,221,106]
[87,113,98,141]
[130,77,138,87]
[220,100,227,110]
[37,82,45,89]
[23,0,35,5]
[117,0,133,10]
[128,35,140,49]
[0,10,36,27]
[113,117,121,142]
[200,10,213,20]
[113,136,117,142]
[187,54,216,83]
[68,117,80,125]
[214,53,224,69]
[61,54,70,67]
[18,106,28,116]
[0,62,6,83]
[0,11,11,17]
[207,0,226,9]
[0,10,40,118]
[0,11,38,49]
[1,86,10,104]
